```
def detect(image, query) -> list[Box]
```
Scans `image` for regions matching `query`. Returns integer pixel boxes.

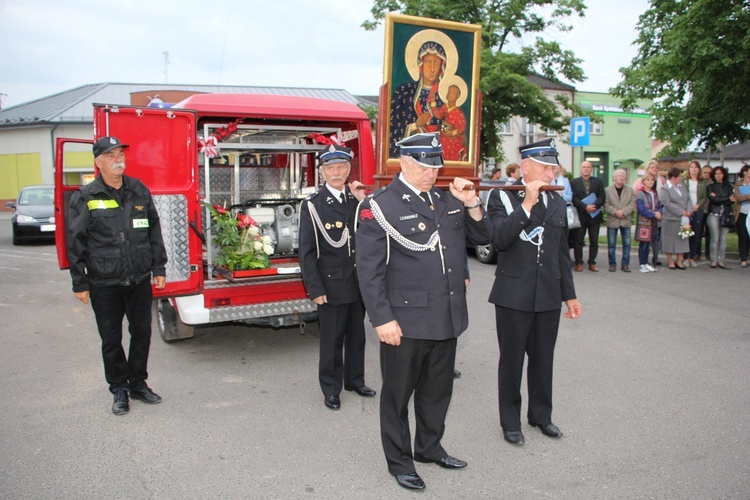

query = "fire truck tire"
[154,298,194,343]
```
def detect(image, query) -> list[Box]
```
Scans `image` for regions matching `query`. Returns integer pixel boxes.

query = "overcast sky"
[0,0,650,109]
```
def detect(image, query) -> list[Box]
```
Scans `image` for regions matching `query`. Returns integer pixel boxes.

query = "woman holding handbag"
[706,166,736,269]
[635,173,662,273]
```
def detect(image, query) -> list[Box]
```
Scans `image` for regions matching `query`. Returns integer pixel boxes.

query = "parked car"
[6,185,55,245]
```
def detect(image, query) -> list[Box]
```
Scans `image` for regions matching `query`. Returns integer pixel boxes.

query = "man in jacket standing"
[571,160,605,271]
[298,144,374,411]
[355,133,490,491]
[604,169,636,272]
[487,138,582,446]
[67,137,168,415]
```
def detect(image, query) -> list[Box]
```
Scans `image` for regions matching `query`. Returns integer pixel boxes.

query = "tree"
[362,0,592,160]
[613,0,750,155]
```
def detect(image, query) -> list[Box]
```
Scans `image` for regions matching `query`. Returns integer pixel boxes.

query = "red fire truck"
[54,94,375,342]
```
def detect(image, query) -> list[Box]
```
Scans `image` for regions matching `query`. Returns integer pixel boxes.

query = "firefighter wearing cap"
[486,138,582,446]
[298,144,374,411]
[355,133,490,491]
[66,136,168,416]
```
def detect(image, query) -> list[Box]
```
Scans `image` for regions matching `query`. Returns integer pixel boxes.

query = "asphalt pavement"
[0,219,748,499]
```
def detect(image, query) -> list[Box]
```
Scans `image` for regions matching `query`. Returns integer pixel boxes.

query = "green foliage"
[203,203,271,270]
[613,0,750,154]
[363,0,594,159]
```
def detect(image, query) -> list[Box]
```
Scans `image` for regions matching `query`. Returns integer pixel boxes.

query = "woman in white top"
[682,161,708,267]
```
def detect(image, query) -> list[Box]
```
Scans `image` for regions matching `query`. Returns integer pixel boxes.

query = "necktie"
[419,191,433,210]
[339,192,345,204]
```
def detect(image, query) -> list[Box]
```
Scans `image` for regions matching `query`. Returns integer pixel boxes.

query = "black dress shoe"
[344,385,376,397]
[453,369,461,379]
[395,472,425,490]
[130,387,162,404]
[112,388,129,415]
[530,422,563,438]
[503,430,525,445]
[415,454,467,469]
[324,395,340,410]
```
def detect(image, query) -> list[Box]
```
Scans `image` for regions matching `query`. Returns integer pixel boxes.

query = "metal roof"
[0,82,367,128]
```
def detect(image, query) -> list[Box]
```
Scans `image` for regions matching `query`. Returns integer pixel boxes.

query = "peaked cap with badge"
[317,144,354,166]
[396,133,444,168]
[519,138,559,166]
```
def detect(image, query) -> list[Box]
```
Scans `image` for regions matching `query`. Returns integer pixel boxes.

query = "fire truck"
[54,94,375,342]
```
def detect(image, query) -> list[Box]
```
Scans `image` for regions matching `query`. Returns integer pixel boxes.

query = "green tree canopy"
[363,0,592,160]
[613,0,750,155]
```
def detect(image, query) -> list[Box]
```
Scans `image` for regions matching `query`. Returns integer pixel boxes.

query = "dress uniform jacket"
[298,185,361,305]
[355,174,490,339]
[487,182,576,312]
[571,176,606,224]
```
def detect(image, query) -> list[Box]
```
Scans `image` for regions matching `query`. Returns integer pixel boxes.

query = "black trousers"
[379,337,456,475]
[317,301,366,397]
[89,279,153,393]
[495,306,561,431]
[573,218,600,265]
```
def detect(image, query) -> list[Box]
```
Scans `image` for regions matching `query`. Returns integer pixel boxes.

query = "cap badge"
[110,138,117,144]
[328,145,336,153]
[431,136,439,148]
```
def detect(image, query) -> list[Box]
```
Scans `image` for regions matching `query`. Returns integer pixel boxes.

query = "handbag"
[720,207,735,228]
[635,215,654,243]
[566,205,581,229]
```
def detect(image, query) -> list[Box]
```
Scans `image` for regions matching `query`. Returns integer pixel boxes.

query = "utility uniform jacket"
[66,175,167,292]
[355,174,490,341]
[298,185,361,306]
[487,181,576,313]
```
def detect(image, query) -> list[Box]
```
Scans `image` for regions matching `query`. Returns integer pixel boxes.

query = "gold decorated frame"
[382,14,482,169]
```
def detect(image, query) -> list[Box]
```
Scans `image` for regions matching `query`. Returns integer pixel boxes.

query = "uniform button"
[450,291,454,295]
[448,268,452,273]
[540,249,544,254]
[539,263,544,267]
[437,224,441,228]
[404,300,409,304]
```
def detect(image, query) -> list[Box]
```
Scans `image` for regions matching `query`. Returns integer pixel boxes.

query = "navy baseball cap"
[93,136,129,158]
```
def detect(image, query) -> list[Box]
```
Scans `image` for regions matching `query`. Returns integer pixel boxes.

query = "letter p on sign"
[570,117,590,147]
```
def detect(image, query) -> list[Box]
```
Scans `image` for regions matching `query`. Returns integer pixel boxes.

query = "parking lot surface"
[1,218,748,498]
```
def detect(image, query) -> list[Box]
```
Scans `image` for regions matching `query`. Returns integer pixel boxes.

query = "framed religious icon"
[382,14,482,168]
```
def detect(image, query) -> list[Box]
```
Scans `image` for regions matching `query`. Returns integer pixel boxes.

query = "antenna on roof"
[163,51,170,83]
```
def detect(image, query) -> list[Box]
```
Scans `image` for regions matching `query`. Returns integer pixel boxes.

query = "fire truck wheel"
[154,298,195,342]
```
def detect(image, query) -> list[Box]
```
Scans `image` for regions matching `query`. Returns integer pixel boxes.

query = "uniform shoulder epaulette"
[370,186,389,199]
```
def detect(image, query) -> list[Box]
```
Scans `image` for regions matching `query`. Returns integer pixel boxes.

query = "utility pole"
[163,51,170,83]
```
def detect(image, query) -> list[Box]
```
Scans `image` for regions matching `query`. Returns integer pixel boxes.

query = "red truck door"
[54,105,202,299]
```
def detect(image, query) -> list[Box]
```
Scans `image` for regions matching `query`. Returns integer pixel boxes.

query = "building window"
[522,118,535,145]
[590,122,603,135]
[545,129,556,136]
[498,120,512,135]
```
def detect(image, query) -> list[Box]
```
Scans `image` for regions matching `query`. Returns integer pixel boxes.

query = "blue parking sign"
[570,117,590,147]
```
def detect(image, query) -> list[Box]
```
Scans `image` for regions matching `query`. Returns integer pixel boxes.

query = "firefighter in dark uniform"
[298,144,375,411]
[355,133,490,491]
[486,138,582,446]
[66,136,168,415]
